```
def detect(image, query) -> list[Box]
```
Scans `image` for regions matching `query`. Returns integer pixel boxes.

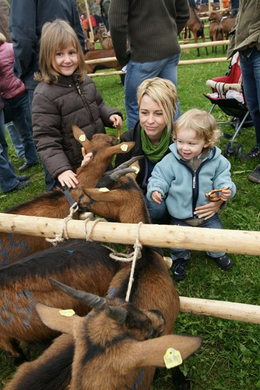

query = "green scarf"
[141,128,170,163]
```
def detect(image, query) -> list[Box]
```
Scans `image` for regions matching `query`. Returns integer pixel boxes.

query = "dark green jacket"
[227,0,260,58]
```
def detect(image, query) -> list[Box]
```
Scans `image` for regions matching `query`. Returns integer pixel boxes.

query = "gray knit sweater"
[109,0,190,67]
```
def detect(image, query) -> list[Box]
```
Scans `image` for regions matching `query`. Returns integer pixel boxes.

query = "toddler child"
[146,108,236,281]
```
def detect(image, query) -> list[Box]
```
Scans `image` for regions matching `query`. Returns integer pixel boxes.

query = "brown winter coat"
[32,74,122,179]
[0,0,12,43]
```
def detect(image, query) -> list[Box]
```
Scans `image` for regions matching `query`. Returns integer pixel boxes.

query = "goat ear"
[72,125,91,150]
[82,188,120,203]
[36,303,76,335]
[128,334,202,368]
[106,142,135,157]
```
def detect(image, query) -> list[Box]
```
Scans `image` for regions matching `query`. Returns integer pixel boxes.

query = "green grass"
[1,48,260,389]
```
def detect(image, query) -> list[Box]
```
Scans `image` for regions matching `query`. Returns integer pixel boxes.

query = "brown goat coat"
[0,240,120,357]
[0,127,134,265]
[4,173,201,389]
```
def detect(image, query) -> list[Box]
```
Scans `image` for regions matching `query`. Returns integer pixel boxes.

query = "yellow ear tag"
[130,165,140,174]
[164,348,183,369]
[120,144,128,152]
[79,134,86,142]
[99,187,110,192]
[59,309,75,317]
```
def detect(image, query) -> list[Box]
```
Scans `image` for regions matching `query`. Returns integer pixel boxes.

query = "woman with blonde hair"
[115,77,177,191]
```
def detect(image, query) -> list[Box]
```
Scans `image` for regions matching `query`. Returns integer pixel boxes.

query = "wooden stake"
[84,0,94,43]
[0,213,260,255]
[180,297,260,324]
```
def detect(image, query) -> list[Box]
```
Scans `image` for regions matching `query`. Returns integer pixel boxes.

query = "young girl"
[146,109,236,281]
[32,19,122,190]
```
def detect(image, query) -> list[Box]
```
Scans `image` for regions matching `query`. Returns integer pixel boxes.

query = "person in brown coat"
[0,0,12,43]
[32,19,122,190]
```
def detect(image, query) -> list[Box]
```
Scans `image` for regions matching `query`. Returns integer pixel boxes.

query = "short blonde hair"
[36,19,85,84]
[173,108,221,148]
[137,77,178,132]
[0,33,7,43]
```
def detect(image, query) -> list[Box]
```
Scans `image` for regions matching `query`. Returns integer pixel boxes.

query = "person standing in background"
[0,0,26,162]
[227,0,260,183]
[0,97,31,194]
[0,33,39,172]
[109,0,190,130]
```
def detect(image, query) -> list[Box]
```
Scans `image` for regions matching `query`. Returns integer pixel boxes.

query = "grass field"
[0,44,260,389]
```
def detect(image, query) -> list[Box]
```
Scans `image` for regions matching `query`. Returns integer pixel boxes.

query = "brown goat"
[0,126,134,266]
[84,48,124,84]
[3,171,201,389]
[0,240,120,359]
[185,5,208,56]
[33,282,201,390]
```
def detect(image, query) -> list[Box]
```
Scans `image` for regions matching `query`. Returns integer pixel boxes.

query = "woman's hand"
[109,114,122,129]
[151,191,163,204]
[58,170,78,189]
[81,148,93,166]
[194,200,223,220]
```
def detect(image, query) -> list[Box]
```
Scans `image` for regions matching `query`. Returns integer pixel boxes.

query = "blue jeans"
[170,213,225,260]
[146,197,171,224]
[5,121,25,158]
[239,48,260,147]
[0,110,20,193]
[6,93,39,164]
[125,54,181,130]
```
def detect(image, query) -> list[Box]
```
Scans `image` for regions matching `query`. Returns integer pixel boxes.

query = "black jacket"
[115,121,172,193]
[9,0,85,89]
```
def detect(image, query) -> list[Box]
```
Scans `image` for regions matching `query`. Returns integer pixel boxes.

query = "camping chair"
[204,52,253,158]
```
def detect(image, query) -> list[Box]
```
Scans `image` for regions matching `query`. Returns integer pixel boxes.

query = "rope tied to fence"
[109,222,143,302]
[46,202,79,246]
[83,216,107,241]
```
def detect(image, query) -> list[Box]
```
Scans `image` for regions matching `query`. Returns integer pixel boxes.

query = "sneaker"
[242,146,260,160]
[211,254,233,270]
[248,164,260,184]
[8,180,32,193]
[171,259,188,281]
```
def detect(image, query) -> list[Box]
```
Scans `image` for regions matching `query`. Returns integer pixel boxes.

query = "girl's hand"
[194,200,223,220]
[110,114,122,129]
[151,191,162,204]
[58,170,78,189]
[81,148,93,166]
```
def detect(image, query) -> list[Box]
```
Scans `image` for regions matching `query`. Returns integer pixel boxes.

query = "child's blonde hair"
[35,19,85,84]
[173,108,221,148]
[137,77,178,132]
[0,33,7,43]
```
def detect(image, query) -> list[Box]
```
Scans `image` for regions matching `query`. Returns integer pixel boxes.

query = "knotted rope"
[109,222,143,302]
[46,202,79,246]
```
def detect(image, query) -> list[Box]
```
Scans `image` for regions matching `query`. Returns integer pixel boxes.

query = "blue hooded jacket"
[146,143,236,220]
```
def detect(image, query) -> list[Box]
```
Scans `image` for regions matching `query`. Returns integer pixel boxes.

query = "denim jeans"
[0,110,20,193]
[239,48,260,147]
[170,213,225,260]
[5,121,25,158]
[146,197,171,224]
[6,93,39,164]
[124,54,181,130]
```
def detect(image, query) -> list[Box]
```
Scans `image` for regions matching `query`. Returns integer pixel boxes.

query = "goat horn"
[106,306,128,324]
[112,155,144,172]
[50,278,107,310]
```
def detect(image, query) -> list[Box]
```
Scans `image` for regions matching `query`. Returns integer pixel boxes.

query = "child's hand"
[58,170,78,189]
[219,188,232,201]
[110,114,122,129]
[81,148,93,166]
[151,191,162,204]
